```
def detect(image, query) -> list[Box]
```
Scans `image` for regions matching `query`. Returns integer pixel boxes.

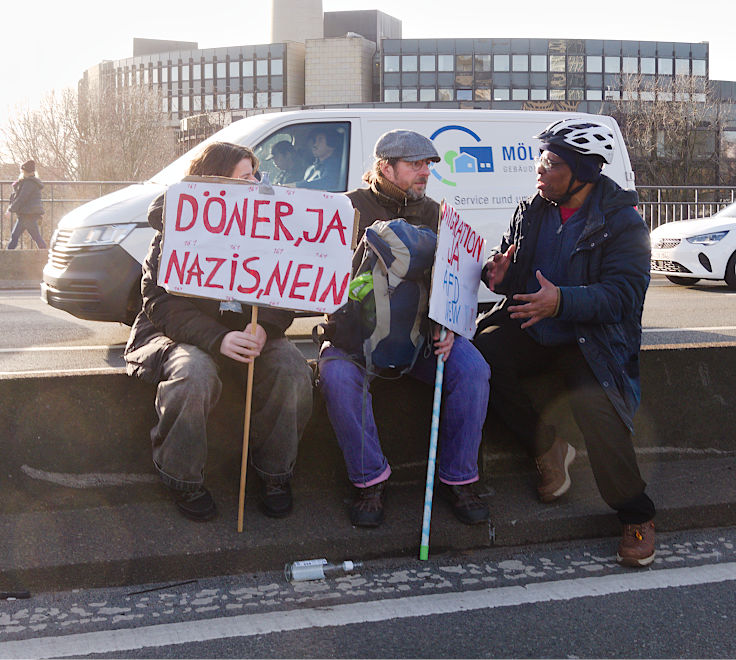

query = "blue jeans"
[319,336,490,487]
[7,214,47,250]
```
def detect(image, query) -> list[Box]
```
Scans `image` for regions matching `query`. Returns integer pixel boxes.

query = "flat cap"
[373,130,440,162]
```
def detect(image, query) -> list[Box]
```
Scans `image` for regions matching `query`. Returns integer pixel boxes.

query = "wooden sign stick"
[237,305,259,532]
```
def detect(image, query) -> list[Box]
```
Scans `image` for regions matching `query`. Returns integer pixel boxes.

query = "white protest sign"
[428,201,486,339]
[158,177,356,314]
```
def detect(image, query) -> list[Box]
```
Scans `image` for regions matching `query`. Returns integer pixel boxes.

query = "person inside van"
[473,119,656,568]
[268,140,307,186]
[123,141,313,522]
[300,126,343,191]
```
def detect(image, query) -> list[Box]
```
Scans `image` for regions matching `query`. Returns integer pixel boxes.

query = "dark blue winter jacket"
[477,175,651,431]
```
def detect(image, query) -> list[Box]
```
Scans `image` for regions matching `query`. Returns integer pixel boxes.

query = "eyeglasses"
[400,159,434,171]
[534,155,566,172]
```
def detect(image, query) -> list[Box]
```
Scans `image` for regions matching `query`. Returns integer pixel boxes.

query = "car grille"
[651,259,692,273]
[48,229,75,269]
[652,238,681,249]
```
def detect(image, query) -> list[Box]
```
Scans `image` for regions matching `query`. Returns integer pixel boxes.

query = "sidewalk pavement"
[2,374,734,595]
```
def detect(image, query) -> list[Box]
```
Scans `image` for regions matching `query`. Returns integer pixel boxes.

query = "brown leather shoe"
[617,520,656,567]
[535,437,576,503]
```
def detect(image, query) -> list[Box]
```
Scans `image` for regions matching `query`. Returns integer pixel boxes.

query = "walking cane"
[419,328,446,560]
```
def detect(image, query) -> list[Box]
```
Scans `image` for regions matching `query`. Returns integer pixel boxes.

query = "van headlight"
[686,231,728,245]
[65,224,137,247]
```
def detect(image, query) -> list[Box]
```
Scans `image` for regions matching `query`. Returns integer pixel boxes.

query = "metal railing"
[2,181,735,248]
[0,180,137,249]
[637,186,736,231]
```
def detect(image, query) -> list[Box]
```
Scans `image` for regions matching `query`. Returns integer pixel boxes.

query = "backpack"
[316,218,437,375]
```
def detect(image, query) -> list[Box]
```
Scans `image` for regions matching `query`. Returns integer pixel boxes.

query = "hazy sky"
[2,0,734,124]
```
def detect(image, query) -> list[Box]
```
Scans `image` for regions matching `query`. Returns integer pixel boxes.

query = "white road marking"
[0,345,126,353]
[1,562,734,659]
[0,367,124,377]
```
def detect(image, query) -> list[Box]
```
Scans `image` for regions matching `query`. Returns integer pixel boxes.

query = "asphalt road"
[1,526,734,658]
[1,275,735,375]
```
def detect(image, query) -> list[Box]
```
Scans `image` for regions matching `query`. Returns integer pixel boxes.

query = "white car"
[650,202,736,289]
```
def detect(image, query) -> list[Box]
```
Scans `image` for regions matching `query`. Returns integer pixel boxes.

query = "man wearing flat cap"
[318,129,491,529]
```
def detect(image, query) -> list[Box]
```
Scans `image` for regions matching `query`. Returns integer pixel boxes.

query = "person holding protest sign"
[317,129,491,528]
[124,141,313,522]
[473,119,656,567]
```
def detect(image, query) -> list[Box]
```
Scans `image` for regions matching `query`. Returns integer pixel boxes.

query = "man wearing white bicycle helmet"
[474,118,656,567]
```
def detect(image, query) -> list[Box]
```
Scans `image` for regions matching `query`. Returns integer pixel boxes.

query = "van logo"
[429,125,494,187]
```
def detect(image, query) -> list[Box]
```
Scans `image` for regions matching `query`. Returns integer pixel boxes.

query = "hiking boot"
[617,520,656,567]
[175,487,217,521]
[260,480,293,518]
[535,437,576,503]
[440,483,490,525]
[350,481,386,528]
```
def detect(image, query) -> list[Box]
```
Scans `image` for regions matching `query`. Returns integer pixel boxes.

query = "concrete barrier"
[1,344,734,592]
[0,250,46,289]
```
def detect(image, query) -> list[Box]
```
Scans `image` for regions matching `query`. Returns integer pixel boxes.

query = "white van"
[41,108,635,323]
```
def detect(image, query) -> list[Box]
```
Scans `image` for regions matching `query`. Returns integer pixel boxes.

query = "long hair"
[187,142,258,178]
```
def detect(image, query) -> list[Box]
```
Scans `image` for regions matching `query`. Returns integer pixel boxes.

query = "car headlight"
[65,224,137,247]
[685,231,728,245]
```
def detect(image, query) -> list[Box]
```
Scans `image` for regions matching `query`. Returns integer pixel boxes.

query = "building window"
[622,57,638,74]
[586,89,603,100]
[605,56,620,73]
[385,55,400,72]
[182,65,189,82]
[229,93,240,109]
[243,93,254,108]
[692,60,706,76]
[384,88,400,101]
[641,91,655,101]
[271,91,283,107]
[181,96,190,112]
[204,63,213,79]
[474,88,491,101]
[675,58,690,76]
[604,89,620,100]
[475,54,491,72]
[244,61,254,77]
[568,89,584,100]
[438,55,454,71]
[217,62,226,79]
[512,88,529,100]
[549,89,565,100]
[586,56,602,73]
[659,91,673,101]
[172,66,179,83]
[456,55,473,72]
[550,55,565,72]
[257,60,268,76]
[658,58,673,75]
[494,88,509,100]
[457,88,472,100]
[641,58,655,75]
[420,88,436,101]
[402,55,418,72]
[193,96,202,111]
[402,88,418,101]
[204,95,214,111]
[494,54,509,72]
[420,55,435,71]
[438,88,453,100]
[229,61,239,79]
[530,89,547,100]
[531,55,547,72]
[272,59,283,76]
[257,91,268,106]
[161,67,168,83]
[568,55,584,73]
[512,55,528,72]
[193,64,201,81]
[171,97,179,113]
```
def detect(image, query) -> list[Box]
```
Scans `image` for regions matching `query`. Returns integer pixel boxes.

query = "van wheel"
[665,275,700,286]
[725,253,736,290]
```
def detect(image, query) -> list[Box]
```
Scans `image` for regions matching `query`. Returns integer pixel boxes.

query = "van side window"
[254,122,350,193]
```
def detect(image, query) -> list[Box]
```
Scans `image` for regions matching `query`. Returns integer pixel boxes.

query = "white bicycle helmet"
[534,119,615,164]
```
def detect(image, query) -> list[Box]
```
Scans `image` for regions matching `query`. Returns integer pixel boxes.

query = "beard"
[405,182,427,201]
